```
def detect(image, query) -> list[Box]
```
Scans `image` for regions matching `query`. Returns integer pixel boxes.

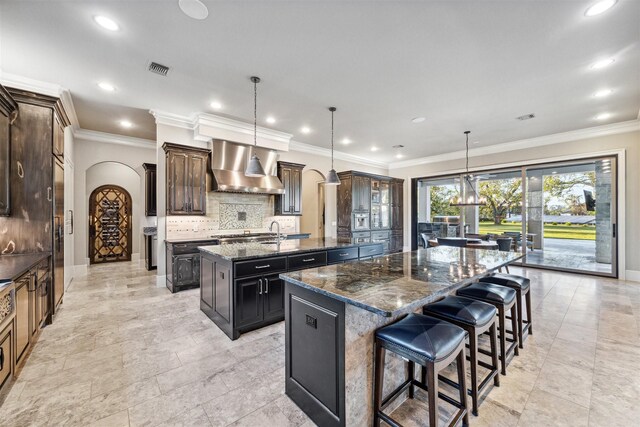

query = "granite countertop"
[0,253,51,285]
[280,247,524,317]
[142,227,157,236]
[199,237,378,261]
[165,237,222,244]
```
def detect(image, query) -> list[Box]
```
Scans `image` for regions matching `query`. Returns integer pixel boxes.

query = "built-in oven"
[353,213,369,230]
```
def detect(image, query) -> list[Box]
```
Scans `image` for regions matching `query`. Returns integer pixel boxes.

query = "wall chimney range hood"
[209,139,284,194]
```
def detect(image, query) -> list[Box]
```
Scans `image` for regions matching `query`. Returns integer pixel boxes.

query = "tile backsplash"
[166,192,299,239]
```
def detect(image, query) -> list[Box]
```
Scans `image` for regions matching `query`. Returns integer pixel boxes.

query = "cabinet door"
[200,257,214,309]
[145,166,157,216]
[360,176,371,212]
[167,152,189,214]
[189,153,207,215]
[174,255,197,287]
[280,166,292,214]
[263,274,284,321]
[291,167,302,214]
[235,277,263,327]
[0,324,13,389]
[53,114,64,160]
[40,275,51,327]
[15,279,30,364]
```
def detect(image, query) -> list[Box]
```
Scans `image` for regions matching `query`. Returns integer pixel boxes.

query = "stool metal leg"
[373,341,386,426]
[408,361,415,399]
[456,348,470,427]
[510,304,519,356]
[498,306,507,375]
[468,332,479,416]
[489,322,500,387]
[525,290,533,335]
[515,290,524,349]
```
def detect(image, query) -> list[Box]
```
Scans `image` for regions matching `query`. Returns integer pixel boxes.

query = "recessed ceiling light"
[593,89,613,98]
[395,154,404,159]
[342,138,352,145]
[473,140,480,144]
[97,82,116,92]
[93,16,119,31]
[371,147,379,152]
[595,113,612,120]
[590,58,615,69]
[266,116,276,124]
[411,117,426,123]
[178,0,209,20]
[120,120,133,128]
[585,0,617,17]
[300,126,311,134]
[210,101,222,110]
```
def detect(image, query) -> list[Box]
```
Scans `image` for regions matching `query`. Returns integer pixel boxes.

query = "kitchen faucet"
[269,220,281,248]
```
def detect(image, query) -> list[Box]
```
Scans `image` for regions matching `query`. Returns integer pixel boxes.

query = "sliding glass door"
[413,155,618,277]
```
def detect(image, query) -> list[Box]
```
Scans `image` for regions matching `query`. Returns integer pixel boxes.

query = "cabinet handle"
[255,264,270,270]
[264,278,269,294]
[0,347,4,370]
[339,253,349,257]
[302,258,315,262]
[258,279,263,295]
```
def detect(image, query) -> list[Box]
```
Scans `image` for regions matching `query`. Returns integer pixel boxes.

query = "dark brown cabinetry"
[14,275,30,364]
[0,321,14,393]
[337,171,404,253]
[275,162,304,216]
[0,85,18,216]
[53,113,64,161]
[142,163,157,216]
[163,143,209,215]
[166,240,218,293]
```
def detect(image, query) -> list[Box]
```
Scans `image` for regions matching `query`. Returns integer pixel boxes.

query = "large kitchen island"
[279,247,523,427]
[198,238,385,340]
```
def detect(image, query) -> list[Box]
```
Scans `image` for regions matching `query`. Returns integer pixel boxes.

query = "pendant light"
[245,76,266,177]
[450,131,486,206]
[325,107,341,185]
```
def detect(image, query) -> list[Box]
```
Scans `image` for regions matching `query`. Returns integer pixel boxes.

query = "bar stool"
[481,273,532,348]
[374,313,469,427]
[423,296,500,416]
[457,283,518,375]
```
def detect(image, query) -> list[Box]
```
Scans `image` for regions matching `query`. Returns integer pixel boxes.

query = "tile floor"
[0,261,638,426]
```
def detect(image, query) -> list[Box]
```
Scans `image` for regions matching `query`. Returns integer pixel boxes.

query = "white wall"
[300,169,325,238]
[389,130,640,279]
[63,127,74,288]
[73,137,156,273]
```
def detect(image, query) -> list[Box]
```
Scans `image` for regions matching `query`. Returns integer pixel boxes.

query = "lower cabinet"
[235,274,285,328]
[0,322,14,392]
[14,274,32,365]
[173,254,200,289]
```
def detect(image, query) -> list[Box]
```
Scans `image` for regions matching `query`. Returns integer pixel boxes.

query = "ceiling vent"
[148,62,169,76]
[393,144,405,148]
[516,113,536,121]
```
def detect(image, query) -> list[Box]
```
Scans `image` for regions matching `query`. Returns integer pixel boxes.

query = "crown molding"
[73,128,156,149]
[149,109,197,130]
[0,71,80,129]
[389,119,640,170]
[289,140,388,168]
[195,113,293,150]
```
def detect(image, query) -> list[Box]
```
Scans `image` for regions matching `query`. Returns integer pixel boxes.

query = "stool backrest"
[496,237,512,251]
[437,237,467,247]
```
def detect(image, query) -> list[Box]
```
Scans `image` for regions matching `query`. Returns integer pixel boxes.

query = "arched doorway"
[88,185,132,264]
[300,169,326,238]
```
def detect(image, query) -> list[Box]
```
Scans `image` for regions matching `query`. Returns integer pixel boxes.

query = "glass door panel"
[523,157,616,276]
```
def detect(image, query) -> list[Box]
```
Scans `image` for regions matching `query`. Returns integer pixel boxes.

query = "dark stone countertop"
[0,253,51,286]
[280,247,524,317]
[198,238,380,261]
[142,227,157,236]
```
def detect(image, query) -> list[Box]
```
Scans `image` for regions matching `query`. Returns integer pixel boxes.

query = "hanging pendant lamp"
[449,131,486,206]
[325,107,341,185]
[245,76,266,177]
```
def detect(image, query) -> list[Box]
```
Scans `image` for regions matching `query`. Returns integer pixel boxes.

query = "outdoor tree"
[543,172,596,215]
[478,179,522,224]
[429,186,459,218]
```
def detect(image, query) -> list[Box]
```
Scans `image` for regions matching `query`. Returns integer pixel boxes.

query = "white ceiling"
[1,1,638,161]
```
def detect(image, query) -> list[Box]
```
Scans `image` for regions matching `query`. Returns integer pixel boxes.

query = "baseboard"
[74,264,88,277]
[625,270,640,283]
[156,274,167,288]
[132,252,140,261]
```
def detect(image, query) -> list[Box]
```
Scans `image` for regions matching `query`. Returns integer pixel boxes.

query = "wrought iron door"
[89,185,132,264]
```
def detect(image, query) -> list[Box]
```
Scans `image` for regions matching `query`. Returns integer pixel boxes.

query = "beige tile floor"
[0,262,638,426]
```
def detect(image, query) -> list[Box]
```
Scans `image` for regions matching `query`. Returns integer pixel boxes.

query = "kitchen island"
[198,238,385,340]
[280,247,523,427]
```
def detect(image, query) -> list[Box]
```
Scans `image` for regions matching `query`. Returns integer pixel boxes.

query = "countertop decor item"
[325,107,341,185]
[450,131,487,207]
[244,76,266,178]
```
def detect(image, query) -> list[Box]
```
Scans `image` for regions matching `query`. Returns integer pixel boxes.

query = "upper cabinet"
[275,161,304,216]
[0,85,18,216]
[142,163,157,216]
[163,143,209,216]
[53,112,64,160]
[390,178,404,231]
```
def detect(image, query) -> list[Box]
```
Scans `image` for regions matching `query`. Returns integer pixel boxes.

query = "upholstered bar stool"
[374,313,470,427]
[481,273,532,348]
[423,296,500,416]
[456,283,519,375]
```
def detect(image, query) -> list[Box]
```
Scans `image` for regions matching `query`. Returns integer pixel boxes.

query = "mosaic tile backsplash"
[166,192,299,239]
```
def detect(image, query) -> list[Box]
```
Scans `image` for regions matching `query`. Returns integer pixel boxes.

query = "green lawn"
[478,221,595,240]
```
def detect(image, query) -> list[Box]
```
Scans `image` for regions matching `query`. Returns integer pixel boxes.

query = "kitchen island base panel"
[284,282,417,427]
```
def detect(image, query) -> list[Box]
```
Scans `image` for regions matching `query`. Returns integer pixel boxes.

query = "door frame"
[409,148,626,279]
[88,184,133,265]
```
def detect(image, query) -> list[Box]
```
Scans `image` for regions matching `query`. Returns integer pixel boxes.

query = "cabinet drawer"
[371,231,390,241]
[359,244,384,258]
[235,256,287,279]
[327,247,359,264]
[0,323,13,390]
[172,241,218,255]
[288,252,327,271]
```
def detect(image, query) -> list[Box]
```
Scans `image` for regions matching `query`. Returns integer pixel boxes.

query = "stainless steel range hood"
[209,139,284,194]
